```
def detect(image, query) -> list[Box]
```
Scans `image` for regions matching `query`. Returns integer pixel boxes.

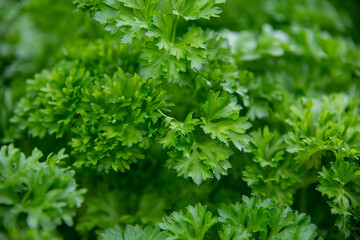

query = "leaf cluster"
[2,0,360,239]
[0,144,85,239]
[100,196,318,240]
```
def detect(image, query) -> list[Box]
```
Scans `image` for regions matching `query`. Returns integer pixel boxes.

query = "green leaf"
[317,159,360,236]
[218,225,251,240]
[140,44,187,82]
[143,21,208,81]
[166,139,233,185]
[119,0,156,11]
[201,91,251,150]
[218,196,318,240]
[100,224,167,240]
[159,203,218,240]
[242,127,302,206]
[101,225,125,240]
[249,127,284,168]
[160,113,199,148]
[0,144,85,238]
[94,0,158,43]
[169,0,225,20]
[348,207,360,240]
[13,41,168,172]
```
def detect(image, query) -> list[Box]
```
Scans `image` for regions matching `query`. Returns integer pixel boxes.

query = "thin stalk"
[172,15,179,43]
[144,0,152,23]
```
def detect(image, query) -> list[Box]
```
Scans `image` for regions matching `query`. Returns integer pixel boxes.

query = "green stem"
[21,188,32,204]
[190,83,200,102]
[172,15,179,43]
[145,0,152,23]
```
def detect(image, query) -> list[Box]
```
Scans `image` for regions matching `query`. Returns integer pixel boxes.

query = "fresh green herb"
[1,0,360,239]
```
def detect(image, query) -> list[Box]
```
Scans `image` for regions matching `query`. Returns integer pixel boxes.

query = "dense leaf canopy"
[1,0,360,239]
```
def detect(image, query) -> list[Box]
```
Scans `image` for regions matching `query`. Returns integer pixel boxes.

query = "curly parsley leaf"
[12,39,168,172]
[169,0,225,20]
[166,137,233,185]
[100,197,318,240]
[201,91,252,150]
[0,144,85,239]
[242,127,302,206]
[218,196,318,240]
[76,0,226,82]
[94,0,158,43]
[100,224,167,240]
[159,203,218,239]
[317,159,360,236]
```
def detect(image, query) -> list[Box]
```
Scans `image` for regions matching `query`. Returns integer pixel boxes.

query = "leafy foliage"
[2,0,360,239]
[201,91,252,150]
[169,0,225,20]
[0,0,103,143]
[100,224,167,240]
[0,144,85,239]
[160,203,217,240]
[243,127,301,206]
[218,196,318,240]
[100,196,318,240]
[349,206,360,240]
[79,0,226,82]
[160,91,251,185]
[317,160,360,236]
[12,39,167,172]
